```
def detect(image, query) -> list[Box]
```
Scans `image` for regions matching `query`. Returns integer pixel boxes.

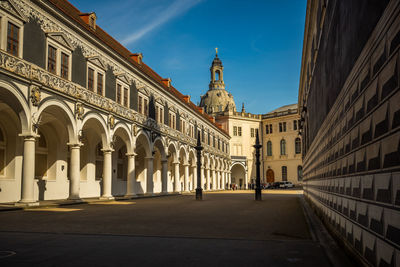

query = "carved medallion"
[109,115,115,129]
[30,86,41,106]
[132,124,137,137]
[75,103,84,120]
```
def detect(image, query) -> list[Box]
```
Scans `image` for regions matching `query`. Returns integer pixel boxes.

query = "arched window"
[0,126,5,176]
[267,141,272,156]
[215,70,220,80]
[295,137,301,154]
[297,166,303,181]
[280,139,286,155]
[282,166,287,181]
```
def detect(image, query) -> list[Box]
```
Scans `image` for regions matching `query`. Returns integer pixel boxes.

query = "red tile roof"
[46,0,229,136]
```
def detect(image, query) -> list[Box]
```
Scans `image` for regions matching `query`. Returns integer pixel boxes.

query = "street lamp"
[195,131,203,200]
[253,129,262,201]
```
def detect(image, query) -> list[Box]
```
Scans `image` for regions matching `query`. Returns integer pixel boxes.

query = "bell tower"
[209,48,225,90]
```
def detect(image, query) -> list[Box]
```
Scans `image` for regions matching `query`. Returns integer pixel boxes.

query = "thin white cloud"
[121,0,202,45]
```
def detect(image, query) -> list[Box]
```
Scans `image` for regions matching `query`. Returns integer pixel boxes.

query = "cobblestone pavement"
[0,190,341,266]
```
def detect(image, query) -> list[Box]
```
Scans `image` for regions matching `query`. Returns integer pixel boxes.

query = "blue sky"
[69,0,306,114]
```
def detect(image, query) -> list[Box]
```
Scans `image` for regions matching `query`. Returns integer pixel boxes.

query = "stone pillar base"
[99,196,114,200]
[124,194,137,199]
[15,201,39,207]
[67,197,82,201]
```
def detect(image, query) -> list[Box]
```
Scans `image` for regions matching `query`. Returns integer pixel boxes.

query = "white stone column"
[19,135,37,205]
[206,168,210,190]
[221,171,224,190]
[212,169,216,190]
[244,170,248,189]
[192,165,197,190]
[201,167,205,189]
[223,172,226,189]
[184,164,189,192]
[125,153,136,197]
[161,159,168,194]
[101,149,113,199]
[68,143,81,200]
[145,156,154,195]
[174,162,180,192]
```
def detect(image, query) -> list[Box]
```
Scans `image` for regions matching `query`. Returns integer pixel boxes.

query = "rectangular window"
[116,84,122,104]
[88,68,94,91]
[279,122,282,132]
[238,127,242,136]
[270,124,273,134]
[48,45,57,74]
[60,52,69,79]
[265,125,269,134]
[97,73,103,95]
[293,120,297,131]
[233,126,237,136]
[123,87,128,107]
[168,113,172,127]
[282,166,287,181]
[251,128,255,137]
[138,96,143,114]
[7,22,19,56]
[283,122,287,132]
[155,106,159,123]
[144,98,148,116]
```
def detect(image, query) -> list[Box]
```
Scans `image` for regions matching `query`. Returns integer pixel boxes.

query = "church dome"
[200,89,236,114]
[199,51,237,115]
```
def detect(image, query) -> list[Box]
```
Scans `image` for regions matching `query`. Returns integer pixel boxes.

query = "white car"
[279,181,294,188]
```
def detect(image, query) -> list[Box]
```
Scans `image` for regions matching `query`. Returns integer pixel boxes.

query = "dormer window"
[79,12,97,30]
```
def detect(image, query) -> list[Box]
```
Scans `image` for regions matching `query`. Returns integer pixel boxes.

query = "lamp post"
[254,129,262,201]
[195,131,203,200]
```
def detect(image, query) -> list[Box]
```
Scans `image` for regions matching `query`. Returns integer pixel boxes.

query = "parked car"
[279,181,294,188]
[271,182,281,189]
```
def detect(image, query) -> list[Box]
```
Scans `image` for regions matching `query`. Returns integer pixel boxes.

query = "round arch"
[0,80,30,132]
[113,122,133,153]
[36,98,77,143]
[152,137,166,159]
[231,162,246,189]
[81,112,110,147]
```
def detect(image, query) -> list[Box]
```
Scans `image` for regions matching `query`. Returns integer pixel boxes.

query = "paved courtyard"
[0,190,345,266]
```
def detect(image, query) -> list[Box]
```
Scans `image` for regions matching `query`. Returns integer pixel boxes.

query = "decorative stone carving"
[30,86,41,106]
[75,102,84,120]
[108,114,115,129]
[132,124,137,137]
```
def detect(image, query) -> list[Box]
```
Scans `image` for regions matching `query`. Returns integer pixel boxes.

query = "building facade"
[299,0,400,266]
[262,104,302,185]
[0,0,231,205]
[200,54,302,188]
